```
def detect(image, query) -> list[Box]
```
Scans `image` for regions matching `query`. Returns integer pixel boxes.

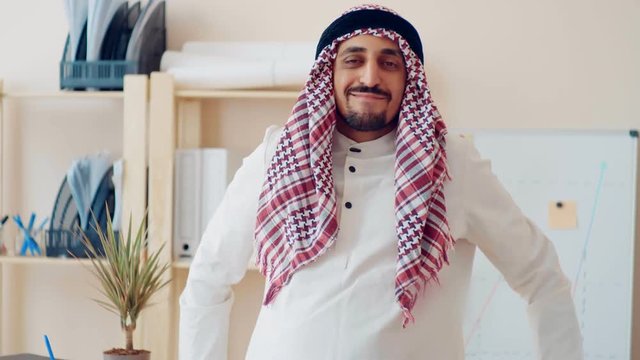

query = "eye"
[382,60,401,69]
[342,56,363,67]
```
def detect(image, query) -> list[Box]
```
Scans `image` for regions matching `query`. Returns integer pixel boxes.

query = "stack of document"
[63,0,164,62]
[160,42,316,90]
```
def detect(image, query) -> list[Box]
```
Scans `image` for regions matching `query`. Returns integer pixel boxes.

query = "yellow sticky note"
[548,200,578,230]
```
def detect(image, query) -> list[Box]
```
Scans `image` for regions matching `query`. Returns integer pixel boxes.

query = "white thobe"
[179,126,583,360]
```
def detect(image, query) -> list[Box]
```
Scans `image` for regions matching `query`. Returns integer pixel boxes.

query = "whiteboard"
[459,130,638,359]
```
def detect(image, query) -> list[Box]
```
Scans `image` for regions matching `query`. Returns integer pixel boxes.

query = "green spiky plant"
[79,211,171,355]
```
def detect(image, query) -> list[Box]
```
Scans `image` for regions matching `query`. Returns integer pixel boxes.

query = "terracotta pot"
[103,350,150,360]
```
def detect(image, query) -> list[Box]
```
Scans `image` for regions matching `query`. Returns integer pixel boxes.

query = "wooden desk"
[0,354,53,360]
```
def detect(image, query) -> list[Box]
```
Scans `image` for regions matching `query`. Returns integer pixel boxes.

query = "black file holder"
[59,1,165,90]
[46,166,118,258]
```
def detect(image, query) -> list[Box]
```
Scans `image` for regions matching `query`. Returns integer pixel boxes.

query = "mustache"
[347,86,391,99]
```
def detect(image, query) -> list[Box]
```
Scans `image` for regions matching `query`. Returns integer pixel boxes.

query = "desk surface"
[0,354,52,360]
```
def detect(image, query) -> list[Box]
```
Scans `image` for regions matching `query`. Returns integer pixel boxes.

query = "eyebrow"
[339,46,403,58]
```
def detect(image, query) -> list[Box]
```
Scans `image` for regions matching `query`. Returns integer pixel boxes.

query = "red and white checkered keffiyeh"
[255,4,454,326]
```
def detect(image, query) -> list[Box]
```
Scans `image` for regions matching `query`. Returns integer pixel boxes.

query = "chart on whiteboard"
[460,130,637,360]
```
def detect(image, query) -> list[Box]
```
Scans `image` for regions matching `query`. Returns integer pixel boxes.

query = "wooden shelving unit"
[0,256,94,266]
[175,89,299,100]
[1,91,124,99]
[146,72,299,358]
[0,74,297,360]
[0,76,148,354]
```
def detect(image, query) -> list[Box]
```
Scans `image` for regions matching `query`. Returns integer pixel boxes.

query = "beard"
[342,108,389,131]
[339,85,397,132]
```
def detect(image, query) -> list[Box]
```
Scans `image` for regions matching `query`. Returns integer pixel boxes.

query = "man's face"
[333,35,407,132]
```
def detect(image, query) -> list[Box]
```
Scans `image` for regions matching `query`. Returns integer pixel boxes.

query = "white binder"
[173,148,228,258]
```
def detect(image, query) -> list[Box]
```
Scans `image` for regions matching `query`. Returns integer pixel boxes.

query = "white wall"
[167,0,639,130]
[0,0,638,359]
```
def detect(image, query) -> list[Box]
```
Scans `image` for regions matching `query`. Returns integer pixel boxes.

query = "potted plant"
[80,212,170,360]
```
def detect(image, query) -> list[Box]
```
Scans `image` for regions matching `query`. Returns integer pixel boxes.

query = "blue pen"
[27,213,36,233]
[12,215,23,229]
[24,213,42,255]
[13,216,29,256]
[13,215,42,256]
[44,335,55,360]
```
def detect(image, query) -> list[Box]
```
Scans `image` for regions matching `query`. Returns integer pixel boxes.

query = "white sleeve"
[462,140,584,360]
[179,125,280,360]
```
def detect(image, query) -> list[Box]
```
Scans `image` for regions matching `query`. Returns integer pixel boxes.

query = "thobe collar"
[333,128,397,159]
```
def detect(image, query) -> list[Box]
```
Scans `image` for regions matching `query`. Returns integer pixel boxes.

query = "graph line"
[572,162,607,296]
[465,276,502,347]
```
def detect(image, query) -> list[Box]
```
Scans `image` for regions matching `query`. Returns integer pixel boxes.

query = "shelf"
[0,256,96,266]
[174,89,299,100]
[172,259,191,269]
[1,91,124,99]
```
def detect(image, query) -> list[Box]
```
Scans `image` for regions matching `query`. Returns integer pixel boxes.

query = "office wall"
[0,0,638,359]
[168,0,639,130]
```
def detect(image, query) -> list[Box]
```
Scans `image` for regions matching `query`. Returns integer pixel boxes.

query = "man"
[180,5,583,359]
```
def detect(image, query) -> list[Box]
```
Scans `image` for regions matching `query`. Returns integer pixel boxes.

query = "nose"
[359,61,382,87]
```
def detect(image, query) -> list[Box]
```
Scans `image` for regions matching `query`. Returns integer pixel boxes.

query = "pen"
[0,215,7,234]
[0,215,7,255]
[27,212,36,233]
[37,217,49,232]
[44,334,55,360]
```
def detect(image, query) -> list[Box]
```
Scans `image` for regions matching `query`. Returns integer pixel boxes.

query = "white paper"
[167,64,274,90]
[160,51,312,90]
[273,59,312,87]
[63,0,89,60]
[181,41,315,61]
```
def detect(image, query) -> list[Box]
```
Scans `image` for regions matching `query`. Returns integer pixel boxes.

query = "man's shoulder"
[444,132,472,160]
[262,125,285,164]
[443,132,473,177]
[264,125,284,144]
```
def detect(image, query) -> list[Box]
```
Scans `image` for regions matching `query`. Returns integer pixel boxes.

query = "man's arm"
[462,138,584,359]
[179,126,280,360]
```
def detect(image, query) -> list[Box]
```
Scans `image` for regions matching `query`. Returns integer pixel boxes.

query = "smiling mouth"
[349,92,390,101]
